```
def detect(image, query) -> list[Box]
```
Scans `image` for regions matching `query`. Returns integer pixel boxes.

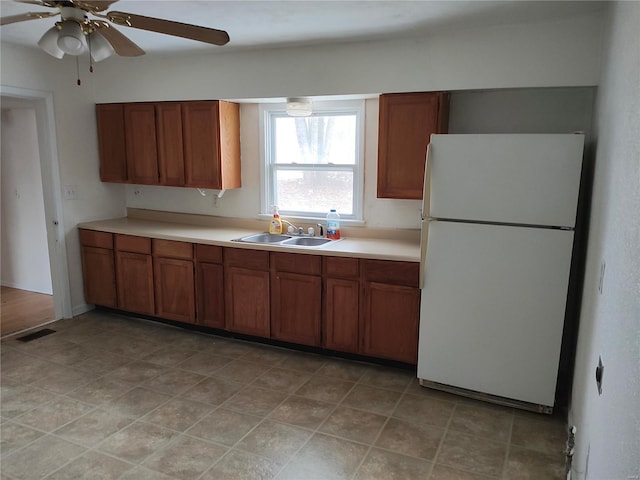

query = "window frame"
[259,99,365,221]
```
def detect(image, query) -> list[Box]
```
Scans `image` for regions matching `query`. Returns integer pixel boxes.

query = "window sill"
[257,213,365,227]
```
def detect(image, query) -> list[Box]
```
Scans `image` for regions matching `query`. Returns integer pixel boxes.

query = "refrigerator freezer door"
[427,134,584,228]
[417,221,574,407]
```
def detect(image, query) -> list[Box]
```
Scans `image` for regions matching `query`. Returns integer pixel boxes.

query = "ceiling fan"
[0,0,230,62]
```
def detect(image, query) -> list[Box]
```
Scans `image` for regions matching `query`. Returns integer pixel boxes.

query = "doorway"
[0,86,72,336]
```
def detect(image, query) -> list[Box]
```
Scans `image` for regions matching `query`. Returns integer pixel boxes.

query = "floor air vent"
[16,328,56,343]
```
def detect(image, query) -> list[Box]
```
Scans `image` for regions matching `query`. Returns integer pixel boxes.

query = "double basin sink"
[232,233,339,248]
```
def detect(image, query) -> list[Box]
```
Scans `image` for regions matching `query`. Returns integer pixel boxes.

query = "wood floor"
[1,286,55,337]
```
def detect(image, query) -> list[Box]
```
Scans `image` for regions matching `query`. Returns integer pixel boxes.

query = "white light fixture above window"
[286,97,313,117]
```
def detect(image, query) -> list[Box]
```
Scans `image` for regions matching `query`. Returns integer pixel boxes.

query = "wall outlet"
[63,185,78,200]
[133,188,142,197]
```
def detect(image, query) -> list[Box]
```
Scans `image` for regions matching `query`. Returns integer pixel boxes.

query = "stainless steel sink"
[231,233,339,248]
[233,233,293,244]
[281,237,334,247]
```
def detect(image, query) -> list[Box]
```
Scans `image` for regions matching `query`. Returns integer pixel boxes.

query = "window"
[260,100,364,220]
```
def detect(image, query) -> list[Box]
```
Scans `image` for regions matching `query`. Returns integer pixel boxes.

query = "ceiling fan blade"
[93,22,145,56]
[0,11,57,26]
[71,0,119,13]
[14,0,56,7]
[107,11,230,46]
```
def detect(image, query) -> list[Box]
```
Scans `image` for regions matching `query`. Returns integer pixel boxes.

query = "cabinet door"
[324,277,359,353]
[96,104,127,183]
[124,103,158,185]
[271,271,321,346]
[154,257,195,323]
[116,251,155,315]
[156,103,185,186]
[361,282,420,364]
[225,266,270,337]
[377,92,449,199]
[196,262,225,328]
[81,246,117,307]
[182,101,221,189]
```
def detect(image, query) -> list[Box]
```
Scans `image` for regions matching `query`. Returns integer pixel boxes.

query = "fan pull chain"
[88,34,94,73]
[76,56,81,86]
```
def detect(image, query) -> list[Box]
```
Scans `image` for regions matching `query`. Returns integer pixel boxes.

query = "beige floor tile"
[30,364,94,395]
[430,464,500,479]
[241,345,293,366]
[213,359,274,384]
[15,396,94,432]
[187,408,262,446]
[118,466,176,480]
[504,445,565,479]
[236,420,311,465]
[436,431,507,477]
[141,345,199,367]
[355,447,433,479]
[294,376,355,403]
[142,397,213,432]
[277,432,369,480]
[316,359,371,382]
[105,360,168,384]
[1,434,86,479]
[175,350,234,375]
[202,449,281,480]
[66,377,135,406]
[104,387,172,418]
[0,384,56,418]
[253,367,312,393]
[276,351,328,373]
[97,421,178,463]
[71,350,132,376]
[342,384,402,416]
[141,368,206,395]
[318,406,387,444]
[449,404,514,443]
[45,450,133,480]
[269,395,335,429]
[205,338,258,358]
[393,392,456,428]
[375,417,445,460]
[54,408,133,447]
[0,421,44,456]
[27,341,95,366]
[1,354,62,385]
[143,435,227,479]
[224,386,288,416]
[510,413,567,455]
[180,376,243,406]
[358,366,415,392]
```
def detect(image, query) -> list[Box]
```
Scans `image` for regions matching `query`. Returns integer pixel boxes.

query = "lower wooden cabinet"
[79,230,117,308]
[154,257,195,323]
[360,260,421,364]
[324,277,360,352]
[224,249,270,337]
[271,253,322,346]
[195,245,225,328]
[116,250,155,316]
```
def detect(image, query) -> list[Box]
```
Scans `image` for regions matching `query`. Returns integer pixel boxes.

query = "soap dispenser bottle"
[269,205,283,234]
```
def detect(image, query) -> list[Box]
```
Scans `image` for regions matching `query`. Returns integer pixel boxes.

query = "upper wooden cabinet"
[183,101,241,189]
[96,104,127,183]
[377,92,449,199]
[95,100,241,190]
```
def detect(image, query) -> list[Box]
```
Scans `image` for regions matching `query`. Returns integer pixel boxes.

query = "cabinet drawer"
[224,247,269,270]
[79,229,113,249]
[271,252,321,275]
[115,234,151,254]
[325,256,359,279]
[195,244,223,264]
[152,239,193,259]
[362,259,419,287]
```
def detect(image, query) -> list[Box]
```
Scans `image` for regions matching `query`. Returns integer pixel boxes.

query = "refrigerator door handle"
[419,218,430,289]
[421,143,433,219]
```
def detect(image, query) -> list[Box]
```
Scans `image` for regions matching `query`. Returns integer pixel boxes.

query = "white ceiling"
[0,1,605,56]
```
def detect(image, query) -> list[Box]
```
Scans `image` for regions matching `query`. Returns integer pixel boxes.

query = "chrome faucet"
[281,219,298,233]
[316,224,325,237]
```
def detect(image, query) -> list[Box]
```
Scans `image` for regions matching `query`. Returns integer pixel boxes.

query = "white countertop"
[78,214,420,262]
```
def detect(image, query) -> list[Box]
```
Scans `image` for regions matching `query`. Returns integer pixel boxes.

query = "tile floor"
[1,310,568,479]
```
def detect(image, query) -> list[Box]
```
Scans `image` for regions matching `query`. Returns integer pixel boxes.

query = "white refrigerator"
[417,133,584,412]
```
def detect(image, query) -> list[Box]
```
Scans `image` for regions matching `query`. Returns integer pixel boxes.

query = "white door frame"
[1,85,73,319]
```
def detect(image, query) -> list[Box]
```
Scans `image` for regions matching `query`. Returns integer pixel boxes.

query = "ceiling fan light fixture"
[89,30,115,62]
[57,20,87,56]
[286,97,313,117]
[37,26,65,59]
